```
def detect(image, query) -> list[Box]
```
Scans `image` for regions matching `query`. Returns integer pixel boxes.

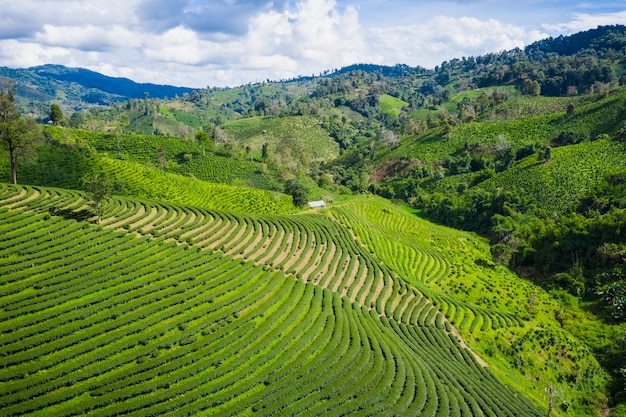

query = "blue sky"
[0,0,625,88]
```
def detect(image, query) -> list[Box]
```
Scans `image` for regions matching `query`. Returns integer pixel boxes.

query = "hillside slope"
[0,185,604,416]
[0,183,609,416]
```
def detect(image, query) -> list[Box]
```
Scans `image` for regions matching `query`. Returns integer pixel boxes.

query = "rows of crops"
[0,141,290,215]
[394,87,626,165]
[222,115,340,163]
[329,199,528,334]
[0,184,430,325]
[44,127,275,189]
[101,158,292,214]
[476,138,626,212]
[0,182,544,415]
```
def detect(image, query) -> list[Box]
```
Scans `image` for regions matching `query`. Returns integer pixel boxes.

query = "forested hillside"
[2,24,626,416]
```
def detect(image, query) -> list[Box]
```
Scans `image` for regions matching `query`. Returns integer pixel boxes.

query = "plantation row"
[45,127,274,189]
[0,141,291,215]
[395,87,626,165]
[222,115,341,162]
[0,184,439,328]
[99,157,293,215]
[330,200,527,334]
[476,138,626,213]
[0,141,98,192]
[0,191,544,415]
[0,184,530,336]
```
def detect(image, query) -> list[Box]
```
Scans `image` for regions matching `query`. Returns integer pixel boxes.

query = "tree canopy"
[82,171,113,224]
[0,80,43,184]
[49,104,64,125]
[284,178,308,207]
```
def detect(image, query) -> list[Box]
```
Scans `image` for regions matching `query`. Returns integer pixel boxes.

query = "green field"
[391,87,626,164]
[41,127,277,190]
[222,115,340,166]
[379,94,408,120]
[0,183,608,415]
[3,27,626,416]
[428,137,626,213]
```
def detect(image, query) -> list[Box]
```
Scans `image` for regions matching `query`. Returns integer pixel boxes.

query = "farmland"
[0,183,558,416]
[2,24,626,417]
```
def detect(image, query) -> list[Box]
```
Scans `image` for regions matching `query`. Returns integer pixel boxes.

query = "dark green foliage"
[82,171,112,224]
[0,80,44,184]
[68,111,85,128]
[284,178,309,207]
[42,127,278,190]
[48,104,64,125]
[490,243,513,266]
[595,269,626,320]
[552,130,589,146]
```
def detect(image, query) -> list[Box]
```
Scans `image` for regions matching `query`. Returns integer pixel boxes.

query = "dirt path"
[448,321,488,367]
[4,187,41,208]
[0,187,27,205]
[106,204,146,229]
[310,243,334,284]
[225,220,253,256]
[188,215,223,245]
[140,206,170,232]
[257,224,286,264]
[271,231,295,266]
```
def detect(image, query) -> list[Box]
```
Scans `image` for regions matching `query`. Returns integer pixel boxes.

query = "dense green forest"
[2,24,626,416]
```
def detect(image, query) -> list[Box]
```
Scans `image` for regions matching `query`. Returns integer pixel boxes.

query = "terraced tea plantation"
[1,183,551,416]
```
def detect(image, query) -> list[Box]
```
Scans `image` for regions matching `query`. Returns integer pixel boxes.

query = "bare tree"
[545,383,560,417]
[380,129,399,151]
[156,147,167,170]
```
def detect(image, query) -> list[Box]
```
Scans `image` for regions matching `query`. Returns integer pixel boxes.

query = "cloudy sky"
[1,0,625,88]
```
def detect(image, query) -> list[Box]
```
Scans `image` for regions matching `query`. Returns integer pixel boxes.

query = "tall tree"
[82,171,113,224]
[68,111,85,128]
[284,178,309,207]
[156,147,166,170]
[49,104,64,125]
[0,80,43,184]
[195,130,211,155]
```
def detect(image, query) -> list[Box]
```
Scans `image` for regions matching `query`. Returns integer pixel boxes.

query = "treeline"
[416,169,626,293]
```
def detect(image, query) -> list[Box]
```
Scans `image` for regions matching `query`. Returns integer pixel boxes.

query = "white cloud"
[0,0,625,88]
[142,0,369,84]
[0,40,70,68]
[249,0,368,65]
[542,10,626,35]
[34,24,143,50]
[369,16,548,68]
[143,26,210,65]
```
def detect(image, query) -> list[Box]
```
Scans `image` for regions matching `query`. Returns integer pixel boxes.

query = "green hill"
[0,134,293,215]
[222,115,340,168]
[1,183,606,416]
[3,24,626,417]
[44,127,279,190]
[428,138,626,213]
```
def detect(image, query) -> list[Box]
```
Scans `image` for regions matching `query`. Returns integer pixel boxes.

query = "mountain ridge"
[0,64,196,117]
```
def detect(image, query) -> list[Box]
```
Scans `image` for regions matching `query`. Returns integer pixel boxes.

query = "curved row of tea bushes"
[330,202,525,334]
[0,185,432,330]
[0,183,545,416]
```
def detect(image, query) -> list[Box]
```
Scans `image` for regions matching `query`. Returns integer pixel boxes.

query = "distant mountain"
[0,64,195,119]
[29,65,194,99]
